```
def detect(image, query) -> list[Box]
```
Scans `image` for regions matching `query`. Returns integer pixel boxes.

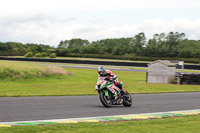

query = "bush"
[35,53,42,58]
[41,52,48,57]
[50,53,56,58]
[24,52,33,58]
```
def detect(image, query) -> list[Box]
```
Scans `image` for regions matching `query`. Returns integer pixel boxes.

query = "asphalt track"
[47,64,200,73]
[48,64,147,72]
[0,92,200,122]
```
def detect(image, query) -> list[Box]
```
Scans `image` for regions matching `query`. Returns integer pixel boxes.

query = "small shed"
[147,60,176,84]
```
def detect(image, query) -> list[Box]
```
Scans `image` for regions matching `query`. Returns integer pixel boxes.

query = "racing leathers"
[98,69,125,101]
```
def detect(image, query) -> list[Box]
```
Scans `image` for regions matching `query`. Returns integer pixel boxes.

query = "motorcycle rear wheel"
[122,91,132,107]
[99,90,112,108]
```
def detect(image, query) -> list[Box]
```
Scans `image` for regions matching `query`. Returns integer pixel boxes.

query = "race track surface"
[51,64,147,72]
[0,92,200,122]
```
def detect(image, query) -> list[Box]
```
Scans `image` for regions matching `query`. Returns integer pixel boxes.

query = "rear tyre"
[123,91,132,107]
[99,90,112,108]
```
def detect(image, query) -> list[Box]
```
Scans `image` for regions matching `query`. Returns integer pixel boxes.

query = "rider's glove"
[109,76,117,82]
[95,85,98,90]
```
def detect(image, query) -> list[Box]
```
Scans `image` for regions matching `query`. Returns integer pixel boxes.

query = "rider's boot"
[115,81,126,93]
[112,92,119,104]
[117,98,123,104]
[121,88,126,93]
[114,93,118,101]
[113,91,123,104]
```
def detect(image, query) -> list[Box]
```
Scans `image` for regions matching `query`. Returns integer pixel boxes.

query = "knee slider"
[117,82,122,89]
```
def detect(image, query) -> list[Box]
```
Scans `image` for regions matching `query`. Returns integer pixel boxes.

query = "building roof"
[148,60,176,67]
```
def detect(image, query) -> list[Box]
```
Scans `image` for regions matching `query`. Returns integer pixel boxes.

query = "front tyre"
[123,91,132,107]
[99,90,112,108]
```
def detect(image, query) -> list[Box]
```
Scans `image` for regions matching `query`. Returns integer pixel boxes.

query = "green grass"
[0,115,200,133]
[0,61,200,97]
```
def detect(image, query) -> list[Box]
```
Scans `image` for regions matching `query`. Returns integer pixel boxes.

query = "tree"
[129,32,146,55]
[165,32,185,56]
[58,39,89,49]
[112,45,124,55]
[144,32,185,57]
[178,40,200,58]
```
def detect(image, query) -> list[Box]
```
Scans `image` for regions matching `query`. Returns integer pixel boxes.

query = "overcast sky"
[0,0,200,46]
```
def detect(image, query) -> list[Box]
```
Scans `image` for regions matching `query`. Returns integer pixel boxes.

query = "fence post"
[177,73,181,85]
[146,72,148,83]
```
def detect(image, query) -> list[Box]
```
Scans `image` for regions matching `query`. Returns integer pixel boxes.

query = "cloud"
[1,16,200,46]
[58,18,200,43]
[0,0,200,46]
[0,13,77,26]
[78,18,200,41]
[0,13,77,45]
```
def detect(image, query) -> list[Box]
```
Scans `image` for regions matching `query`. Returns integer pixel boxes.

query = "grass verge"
[0,61,71,81]
[0,115,200,133]
[0,61,200,97]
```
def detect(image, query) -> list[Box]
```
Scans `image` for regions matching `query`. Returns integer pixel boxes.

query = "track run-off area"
[1,109,200,127]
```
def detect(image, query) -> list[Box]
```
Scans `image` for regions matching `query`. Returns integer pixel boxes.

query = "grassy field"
[0,115,200,133]
[0,61,200,97]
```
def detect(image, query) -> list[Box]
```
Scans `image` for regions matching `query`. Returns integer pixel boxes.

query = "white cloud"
[82,18,200,41]
[1,14,200,46]
[0,13,77,45]
[59,18,200,43]
[0,0,200,46]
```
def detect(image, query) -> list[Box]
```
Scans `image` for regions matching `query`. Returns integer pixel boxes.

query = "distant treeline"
[1,32,200,63]
[0,42,52,56]
[57,32,200,58]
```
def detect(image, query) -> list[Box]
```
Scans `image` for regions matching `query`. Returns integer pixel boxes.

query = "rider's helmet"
[97,66,106,76]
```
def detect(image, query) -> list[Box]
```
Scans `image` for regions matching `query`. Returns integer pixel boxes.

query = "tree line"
[0,42,55,57]
[57,32,200,58]
[1,32,200,59]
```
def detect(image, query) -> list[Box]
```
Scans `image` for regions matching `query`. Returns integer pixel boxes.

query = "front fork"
[104,90,109,97]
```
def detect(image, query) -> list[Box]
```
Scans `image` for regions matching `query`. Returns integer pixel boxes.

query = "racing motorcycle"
[95,76,132,108]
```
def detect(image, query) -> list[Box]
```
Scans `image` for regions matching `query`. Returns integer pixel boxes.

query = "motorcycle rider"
[97,66,126,103]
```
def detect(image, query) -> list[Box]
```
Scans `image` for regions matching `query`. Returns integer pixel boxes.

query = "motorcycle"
[95,76,132,108]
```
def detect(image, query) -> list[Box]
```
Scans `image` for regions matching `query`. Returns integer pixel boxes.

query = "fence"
[175,72,200,85]
[0,57,200,70]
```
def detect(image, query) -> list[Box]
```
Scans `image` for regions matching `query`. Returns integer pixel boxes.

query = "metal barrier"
[175,72,200,85]
[0,57,148,67]
[0,57,200,70]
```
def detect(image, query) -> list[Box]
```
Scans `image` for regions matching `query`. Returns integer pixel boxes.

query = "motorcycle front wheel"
[99,90,112,108]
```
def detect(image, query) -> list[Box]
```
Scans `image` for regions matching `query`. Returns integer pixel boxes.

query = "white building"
[147,60,176,84]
